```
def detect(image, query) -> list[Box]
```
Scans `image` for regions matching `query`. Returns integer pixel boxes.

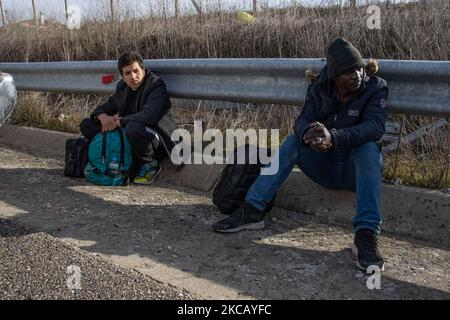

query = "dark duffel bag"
[212,144,275,215]
[64,137,89,177]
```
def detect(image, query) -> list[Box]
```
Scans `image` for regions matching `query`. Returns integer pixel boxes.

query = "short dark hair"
[118,51,144,75]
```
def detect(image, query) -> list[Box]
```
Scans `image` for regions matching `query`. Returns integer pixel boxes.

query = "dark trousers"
[79,118,162,165]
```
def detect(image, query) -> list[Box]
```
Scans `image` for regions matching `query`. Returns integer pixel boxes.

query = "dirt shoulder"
[0,218,193,300]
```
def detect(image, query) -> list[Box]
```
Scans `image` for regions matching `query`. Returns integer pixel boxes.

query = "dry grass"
[382,115,449,190]
[12,92,103,134]
[0,1,448,62]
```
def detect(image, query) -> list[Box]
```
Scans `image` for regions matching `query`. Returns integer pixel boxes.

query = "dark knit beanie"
[326,37,366,79]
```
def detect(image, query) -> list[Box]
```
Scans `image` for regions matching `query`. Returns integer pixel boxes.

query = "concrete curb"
[1,124,449,246]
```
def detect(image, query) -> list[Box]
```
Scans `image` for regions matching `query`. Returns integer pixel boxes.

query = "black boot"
[353,229,385,271]
[213,203,265,233]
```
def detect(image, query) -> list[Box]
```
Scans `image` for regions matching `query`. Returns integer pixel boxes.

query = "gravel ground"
[0,218,193,300]
[0,145,449,300]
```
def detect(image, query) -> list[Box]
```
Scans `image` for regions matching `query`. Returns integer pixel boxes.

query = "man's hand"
[114,114,122,128]
[98,113,120,132]
[303,122,332,152]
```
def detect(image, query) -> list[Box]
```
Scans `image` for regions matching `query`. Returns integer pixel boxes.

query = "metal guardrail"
[0,59,449,117]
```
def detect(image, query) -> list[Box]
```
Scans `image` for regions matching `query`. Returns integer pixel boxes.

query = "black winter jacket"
[90,70,180,167]
[294,65,389,150]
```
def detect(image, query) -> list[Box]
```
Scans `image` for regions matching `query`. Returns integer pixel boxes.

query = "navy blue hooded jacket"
[294,65,389,150]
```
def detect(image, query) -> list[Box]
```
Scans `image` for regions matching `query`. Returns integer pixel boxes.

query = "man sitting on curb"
[212,37,388,271]
[80,51,180,184]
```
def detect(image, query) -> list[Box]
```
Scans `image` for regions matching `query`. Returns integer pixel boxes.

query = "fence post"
[64,0,68,22]
[161,0,167,20]
[175,0,179,18]
[110,0,115,21]
[31,0,38,25]
[191,0,202,19]
[392,115,405,179]
[0,0,5,27]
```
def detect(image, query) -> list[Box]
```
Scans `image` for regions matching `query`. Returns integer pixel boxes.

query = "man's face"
[335,67,364,94]
[121,62,145,91]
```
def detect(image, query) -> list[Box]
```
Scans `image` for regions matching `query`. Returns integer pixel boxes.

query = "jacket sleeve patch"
[348,110,359,117]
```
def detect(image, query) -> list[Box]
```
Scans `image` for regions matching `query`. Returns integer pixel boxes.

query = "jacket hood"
[306,59,380,97]
[306,59,379,85]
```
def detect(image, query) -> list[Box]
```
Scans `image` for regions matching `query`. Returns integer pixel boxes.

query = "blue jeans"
[246,134,383,234]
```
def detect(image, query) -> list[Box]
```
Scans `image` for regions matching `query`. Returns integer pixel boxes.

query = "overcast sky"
[0,0,415,23]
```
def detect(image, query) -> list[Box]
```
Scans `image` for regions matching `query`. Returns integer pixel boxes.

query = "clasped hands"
[302,121,333,152]
[97,113,122,133]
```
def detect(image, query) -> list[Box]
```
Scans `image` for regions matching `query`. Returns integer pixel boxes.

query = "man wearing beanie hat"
[213,37,388,272]
[326,37,367,80]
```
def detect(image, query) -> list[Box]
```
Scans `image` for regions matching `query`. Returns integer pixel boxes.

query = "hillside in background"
[0,0,448,62]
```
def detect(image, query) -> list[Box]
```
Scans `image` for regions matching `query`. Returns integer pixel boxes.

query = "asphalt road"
[0,145,449,299]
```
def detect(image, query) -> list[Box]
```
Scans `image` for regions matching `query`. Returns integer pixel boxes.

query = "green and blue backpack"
[84,129,134,186]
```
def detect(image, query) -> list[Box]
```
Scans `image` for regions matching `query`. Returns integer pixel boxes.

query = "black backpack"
[64,137,89,178]
[212,145,275,215]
